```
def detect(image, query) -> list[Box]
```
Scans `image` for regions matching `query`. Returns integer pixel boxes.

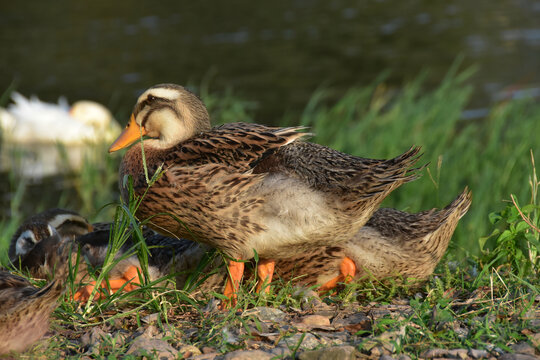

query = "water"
[1,0,539,123]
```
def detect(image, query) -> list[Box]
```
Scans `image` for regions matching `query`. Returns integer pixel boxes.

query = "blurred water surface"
[1,0,539,122]
[0,0,539,221]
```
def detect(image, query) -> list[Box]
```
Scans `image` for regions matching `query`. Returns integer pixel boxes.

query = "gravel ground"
[34,290,539,360]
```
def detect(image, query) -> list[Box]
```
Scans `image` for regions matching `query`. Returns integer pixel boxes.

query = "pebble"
[126,337,178,359]
[295,314,333,330]
[179,344,202,357]
[191,354,219,360]
[223,349,274,360]
[298,345,357,360]
[277,333,321,350]
[511,342,536,355]
[242,306,287,322]
[499,354,540,360]
[142,312,160,324]
[80,327,109,348]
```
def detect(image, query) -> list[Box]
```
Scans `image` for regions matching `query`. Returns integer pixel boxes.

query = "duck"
[72,227,224,302]
[75,187,471,301]
[108,83,424,306]
[8,208,93,270]
[272,187,472,289]
[0,231,69,355]
[4,207,213,301]
[0,92,121,178]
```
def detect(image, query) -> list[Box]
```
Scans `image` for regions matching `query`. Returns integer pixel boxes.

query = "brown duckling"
[0,231,69,355]
[73,226,223,301]
[108,83,423,305]
[8,208,92,267]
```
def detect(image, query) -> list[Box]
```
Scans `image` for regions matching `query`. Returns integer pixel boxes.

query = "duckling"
[73,226,223,302]
[272,188,472,289]
[108,83,423,305]
[0,232,69,355]
[8,208,93,269]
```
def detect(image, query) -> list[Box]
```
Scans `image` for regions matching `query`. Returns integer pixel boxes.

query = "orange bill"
[108,114,147,153]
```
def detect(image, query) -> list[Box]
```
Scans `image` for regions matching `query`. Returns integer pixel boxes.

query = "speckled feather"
[272,188,472,285]
[0,247,69,355]
[119,104,423,260]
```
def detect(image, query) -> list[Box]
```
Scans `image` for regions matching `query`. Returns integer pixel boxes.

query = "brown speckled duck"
[0,231,68,355]
[74,188,471,300]
[108,83,423,305]
[273,187,472,289]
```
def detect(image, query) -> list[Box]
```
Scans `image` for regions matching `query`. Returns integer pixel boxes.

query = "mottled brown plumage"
[273,188,472,285]
[111,84,423,262]
[73,188,471,297]
[0,233,70,355]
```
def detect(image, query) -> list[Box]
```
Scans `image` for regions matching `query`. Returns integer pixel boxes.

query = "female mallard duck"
[76,188,471,301]
[108,83,423,305]
[273,187,472,289]
[0,232,68,355]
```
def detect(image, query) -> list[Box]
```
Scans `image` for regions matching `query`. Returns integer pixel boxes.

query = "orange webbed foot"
[318,256,357,294]
[219,260,244,310]
[256,259,275,294]
[73,265,142,302]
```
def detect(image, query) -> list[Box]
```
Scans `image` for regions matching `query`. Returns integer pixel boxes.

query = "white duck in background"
[0,92,121,178]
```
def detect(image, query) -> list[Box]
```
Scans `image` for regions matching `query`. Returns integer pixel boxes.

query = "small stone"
[299,315,331,327]
[499,354,539,360]
[191,354,219,360]
[397,355,412,360]
[298,345,356,360]
[277,333,321,350]
[295,314,333,330]
[270,346,292,358]
[126,337,178,359]
[379,355,395,360]
[179,344,202,358]
[80,327,110,348]
[201,346,216,354]
[511,342,536,355]
[191,354,218,360]
[242,307,287,322]
[468,349,490,359]
[142,313,160,324]
[223,349,274,360]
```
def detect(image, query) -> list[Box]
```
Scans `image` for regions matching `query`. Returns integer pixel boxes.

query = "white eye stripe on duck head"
[133,86,182,122]
[15,230,38,256]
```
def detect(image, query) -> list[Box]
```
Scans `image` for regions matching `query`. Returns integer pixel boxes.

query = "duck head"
[109,84,211,152]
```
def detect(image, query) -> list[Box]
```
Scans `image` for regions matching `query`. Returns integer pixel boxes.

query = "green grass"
[0,64,539,358]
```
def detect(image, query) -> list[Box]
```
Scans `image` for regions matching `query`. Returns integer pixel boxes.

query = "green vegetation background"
[1,64,539,271]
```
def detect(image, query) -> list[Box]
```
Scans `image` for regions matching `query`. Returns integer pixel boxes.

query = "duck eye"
[147,95,156,102]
